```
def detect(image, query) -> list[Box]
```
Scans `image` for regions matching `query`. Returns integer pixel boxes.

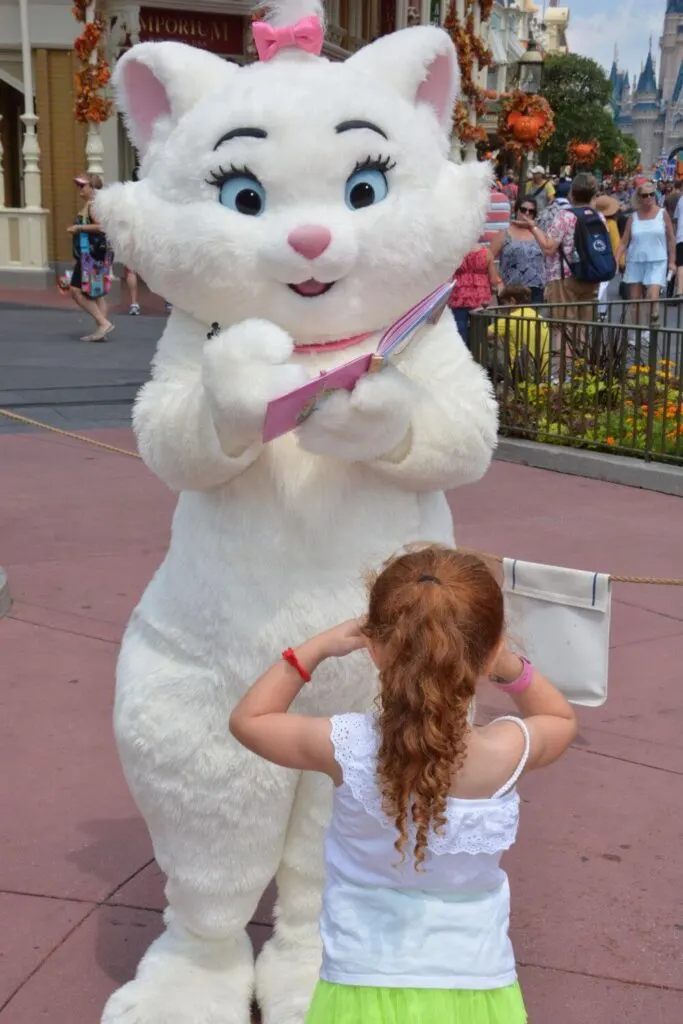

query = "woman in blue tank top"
[231,546,578,1024]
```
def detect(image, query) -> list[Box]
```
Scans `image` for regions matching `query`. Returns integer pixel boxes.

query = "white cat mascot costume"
[96,2,497,1022]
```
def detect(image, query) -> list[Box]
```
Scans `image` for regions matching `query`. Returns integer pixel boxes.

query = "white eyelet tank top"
[628,209,667,264]
[319,712,531,990]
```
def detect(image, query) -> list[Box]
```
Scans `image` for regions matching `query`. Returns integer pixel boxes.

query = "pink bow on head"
[252,15,324,62]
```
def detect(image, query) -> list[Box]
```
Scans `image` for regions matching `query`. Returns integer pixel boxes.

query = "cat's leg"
[255,769,331,1024]
[102,643,299,1024]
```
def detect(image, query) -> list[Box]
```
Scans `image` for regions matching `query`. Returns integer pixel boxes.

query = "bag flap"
[503,559,611,613]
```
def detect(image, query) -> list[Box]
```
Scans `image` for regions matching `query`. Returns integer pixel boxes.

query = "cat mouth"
[288,279,335,298]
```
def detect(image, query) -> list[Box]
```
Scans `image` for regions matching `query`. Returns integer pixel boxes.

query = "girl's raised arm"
[229,621,366,781]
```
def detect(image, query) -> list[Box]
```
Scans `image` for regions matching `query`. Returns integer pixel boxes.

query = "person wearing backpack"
[519,173,615,319]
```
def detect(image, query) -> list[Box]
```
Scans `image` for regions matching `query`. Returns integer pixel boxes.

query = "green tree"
[619,134,640,171]
[539,53,629,173]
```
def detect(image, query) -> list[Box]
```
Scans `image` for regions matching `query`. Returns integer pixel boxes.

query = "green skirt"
[305,980,527,1023]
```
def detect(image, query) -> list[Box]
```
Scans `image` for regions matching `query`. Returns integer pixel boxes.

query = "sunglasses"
[519,207,536,216]
[639,192,655,198]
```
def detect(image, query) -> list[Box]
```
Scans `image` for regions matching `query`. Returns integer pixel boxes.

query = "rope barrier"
[0,407,141,459]
[3,406,683,587]
[474,550,683,588]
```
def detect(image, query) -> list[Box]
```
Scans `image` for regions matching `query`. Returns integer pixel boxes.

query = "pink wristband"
[494,656,534,694]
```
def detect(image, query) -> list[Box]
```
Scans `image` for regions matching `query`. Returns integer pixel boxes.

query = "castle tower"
[631,47,661,168]
[660,0,683,102]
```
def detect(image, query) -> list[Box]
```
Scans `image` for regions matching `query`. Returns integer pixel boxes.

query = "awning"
[507,36,526,61]
[488,30,526,66]
[490,34,507,65]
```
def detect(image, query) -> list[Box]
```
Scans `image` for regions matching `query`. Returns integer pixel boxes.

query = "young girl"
[449,245,500,347]
[230,546,578,1023]
[489,283,551,377]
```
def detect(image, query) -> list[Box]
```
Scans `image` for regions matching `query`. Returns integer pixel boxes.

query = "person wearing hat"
[536,179,571,234]
[593,194,622,317]
[525,165,555,214]
[66,173,114,342]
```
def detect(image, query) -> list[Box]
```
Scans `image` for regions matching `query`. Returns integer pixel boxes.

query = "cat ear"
[114,42,238,153]
[347,27,459,135]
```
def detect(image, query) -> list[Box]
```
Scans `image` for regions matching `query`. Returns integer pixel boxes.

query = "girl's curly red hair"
[362,545,504,869]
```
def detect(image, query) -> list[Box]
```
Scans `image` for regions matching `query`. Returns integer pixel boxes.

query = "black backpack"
[561,207,617,284]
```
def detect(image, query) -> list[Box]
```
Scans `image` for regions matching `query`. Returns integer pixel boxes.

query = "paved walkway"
[0,290,161,434]
[1,427,682,1023]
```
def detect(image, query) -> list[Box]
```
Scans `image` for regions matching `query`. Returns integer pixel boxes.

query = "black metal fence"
[469,298,683,465]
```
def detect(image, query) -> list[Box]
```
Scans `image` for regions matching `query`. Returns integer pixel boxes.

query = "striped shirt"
[480,189,511,247]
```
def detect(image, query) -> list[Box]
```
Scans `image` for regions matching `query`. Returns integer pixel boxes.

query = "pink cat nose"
[287,225,332,261]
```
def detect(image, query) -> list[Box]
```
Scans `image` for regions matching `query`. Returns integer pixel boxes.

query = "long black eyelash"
[205,163,260,187]
[352,154,397,174]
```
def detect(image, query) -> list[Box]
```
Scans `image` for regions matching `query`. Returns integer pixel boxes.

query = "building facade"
[611,0,683,172]
[477,0,569,149]
[0,0,454,284]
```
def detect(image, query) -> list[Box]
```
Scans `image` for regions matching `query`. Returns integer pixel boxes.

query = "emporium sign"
[139,8,244,55]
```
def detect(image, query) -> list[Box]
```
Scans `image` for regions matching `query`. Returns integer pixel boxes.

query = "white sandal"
[89,323,115,342]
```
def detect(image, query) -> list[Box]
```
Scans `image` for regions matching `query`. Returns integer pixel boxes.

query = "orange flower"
[605,437,616,445]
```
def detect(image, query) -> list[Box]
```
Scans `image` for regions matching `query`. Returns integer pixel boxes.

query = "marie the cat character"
[95,4,497,1023]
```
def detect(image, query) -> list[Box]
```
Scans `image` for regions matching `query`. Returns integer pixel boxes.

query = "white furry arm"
[370,317,498,493]
[134,319,308,492]
[133,373,261,492]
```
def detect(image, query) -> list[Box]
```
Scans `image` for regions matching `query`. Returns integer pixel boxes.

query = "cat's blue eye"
[218,175,266,216]
[344,168,389,210]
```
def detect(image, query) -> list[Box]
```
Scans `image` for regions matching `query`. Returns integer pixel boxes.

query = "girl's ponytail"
[363,546,504,869]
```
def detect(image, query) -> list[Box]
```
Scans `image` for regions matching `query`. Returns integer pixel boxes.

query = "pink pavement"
[1,427,682,1023]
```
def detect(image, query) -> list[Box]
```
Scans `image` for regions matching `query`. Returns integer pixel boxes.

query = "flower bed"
[499,360,683,463]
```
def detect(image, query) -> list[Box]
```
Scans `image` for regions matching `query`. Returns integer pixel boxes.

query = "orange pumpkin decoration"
[516,116,540,142]
[498,92,555,153]
[508,112,542,142]
[574,143,593,160]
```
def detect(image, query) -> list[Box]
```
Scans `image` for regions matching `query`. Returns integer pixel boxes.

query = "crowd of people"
[449,165,682,357]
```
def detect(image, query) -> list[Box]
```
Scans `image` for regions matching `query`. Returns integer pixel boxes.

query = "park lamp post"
[518,30,544,95]
[517,28,545,193]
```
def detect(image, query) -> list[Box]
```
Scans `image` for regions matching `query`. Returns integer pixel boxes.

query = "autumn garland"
[444,0,493,145]
[497,91,555,154]
[72,1,112,124]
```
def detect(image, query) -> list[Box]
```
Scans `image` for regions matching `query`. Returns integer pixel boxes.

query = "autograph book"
[262,281,454,443]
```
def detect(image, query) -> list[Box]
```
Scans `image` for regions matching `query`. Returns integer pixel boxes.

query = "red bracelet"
[282,647,311,682]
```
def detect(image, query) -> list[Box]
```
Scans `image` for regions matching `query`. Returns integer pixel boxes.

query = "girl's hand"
[309,620,366,661]
[489,645,524,683]
[67,225,77,235]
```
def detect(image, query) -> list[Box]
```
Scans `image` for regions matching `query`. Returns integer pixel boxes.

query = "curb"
[0,568,10,618]
[494,439,683,498]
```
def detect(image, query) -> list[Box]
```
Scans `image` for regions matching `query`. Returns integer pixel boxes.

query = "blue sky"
[565,0,666,81]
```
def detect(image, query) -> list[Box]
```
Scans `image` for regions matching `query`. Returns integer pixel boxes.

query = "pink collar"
[293,331,374,355]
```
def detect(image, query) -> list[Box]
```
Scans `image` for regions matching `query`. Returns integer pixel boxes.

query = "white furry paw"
[101,929,254,1024]
[202,319,309,453]
[256,936,320,1024]
[102,978,249,1024]
[296,365,414,462]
